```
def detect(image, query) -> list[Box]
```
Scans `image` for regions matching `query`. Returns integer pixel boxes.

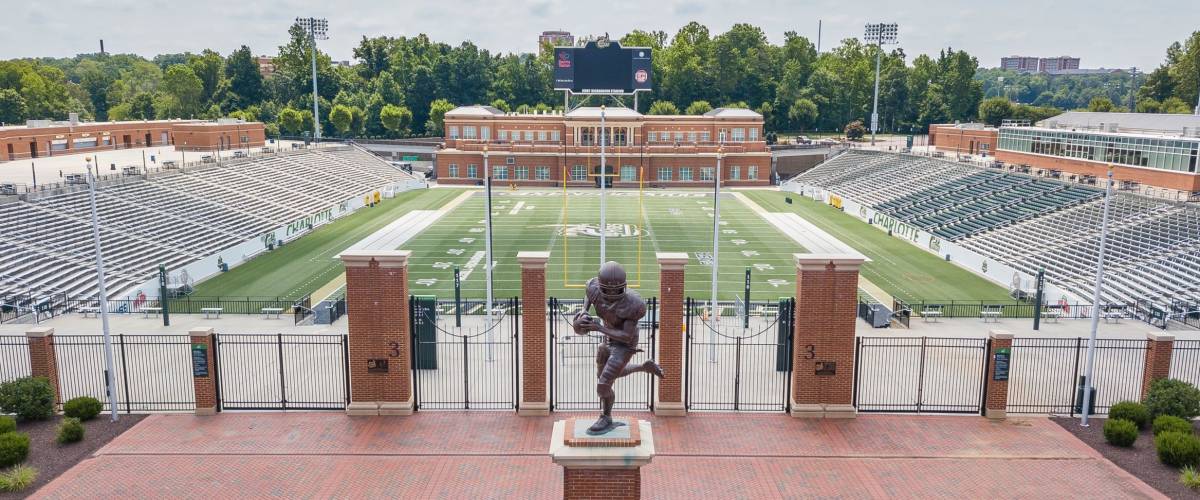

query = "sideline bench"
[1041,306,1063,323]
[201,307,224,319]
[1102,305,1128,323]
[921,305,944,322]
[261,307,284,319]
[79,306,100,318]
[980,305,1003,323]
[139,306,162,318]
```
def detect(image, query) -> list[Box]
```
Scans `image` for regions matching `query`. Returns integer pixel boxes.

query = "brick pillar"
[550,419,654,500]
[189,328,217,415]
[25,327,60,405]
[790,254,863,419]
[984,330,1013,420]
[1142,332,1175,399]
[655,252,688,416]
[518,251,550,416]
[340,250,413,416]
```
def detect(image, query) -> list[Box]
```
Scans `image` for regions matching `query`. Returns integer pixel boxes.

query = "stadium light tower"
[296,17,328,142]
[84,157,121,422]
[863,23,899,146]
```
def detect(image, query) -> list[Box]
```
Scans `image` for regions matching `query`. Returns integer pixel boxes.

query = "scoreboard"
[554,40,652,93]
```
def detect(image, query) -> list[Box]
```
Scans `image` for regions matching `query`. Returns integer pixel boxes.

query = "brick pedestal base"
[1142,332,1175,399]
[564,468,640,499]
[25,327,61,405]
[550,420,655,500]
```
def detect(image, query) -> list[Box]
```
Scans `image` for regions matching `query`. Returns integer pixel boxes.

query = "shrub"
[0,377,55,421]
[1145,379,1200,420]
[0,465,37,492]
[1156,431,1200,468]
[63,397,103,421]
[56,417,84,444]
[0,433,29,468]
[1103,418,1139,447]
[1154,415,1194,436]
[1182,466,1200,491]
[1109,401,1151,429]
[0,416,13,434]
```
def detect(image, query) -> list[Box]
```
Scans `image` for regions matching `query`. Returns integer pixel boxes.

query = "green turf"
[191,188,467,298]
[404,189,804,300]
[741,190,1012,303]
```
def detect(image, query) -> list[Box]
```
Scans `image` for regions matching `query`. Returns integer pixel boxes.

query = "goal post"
[560,166,646,288]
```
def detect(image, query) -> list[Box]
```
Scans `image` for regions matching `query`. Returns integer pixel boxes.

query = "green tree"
[685,100,712,115]
[787,98,818,131]
[225,45,263,108]
[977,97,1014,126]
[380,104,413,136]
[160,64,204,117]
[844,120,866,140]
[187,49,224,104]
[489,98,511,112]
[1087,96,1116,112]
[329,104,354,134]
[424,98,454,134]
[648,100,679,115]
[0,89,28,123]
[278,107,304,135]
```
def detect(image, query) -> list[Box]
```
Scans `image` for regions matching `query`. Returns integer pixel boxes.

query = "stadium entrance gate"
[685,297,794,412]
[853,337,988,414]
[409,296,519,411]
[213,334,350,411]
[549,297,657,411]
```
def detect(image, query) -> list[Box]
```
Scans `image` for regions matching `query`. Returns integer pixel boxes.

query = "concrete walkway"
[32,412,1162,499]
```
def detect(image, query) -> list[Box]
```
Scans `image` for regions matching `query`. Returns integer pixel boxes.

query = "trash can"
[1074,376,1097,414]
[412,295,438,369]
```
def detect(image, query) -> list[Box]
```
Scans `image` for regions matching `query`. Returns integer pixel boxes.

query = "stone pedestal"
[549,418,655,500]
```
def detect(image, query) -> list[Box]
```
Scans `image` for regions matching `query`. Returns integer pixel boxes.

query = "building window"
[516,166,529,179]
[679,168,693,181]
[732,128,745,142]
[572,165,587,181]
[463,126,477,139]
[498,130,509,141]
[536,166,550,180]
[700,167,714,181]
[524,131,534,141]
[688,132,697,143]
[612,128,627,146]
[506,156,515,164]
[701,131,711,142]
[673,132,684,142]
[538,130,548,141]
[647,131,657,143]
[748,128,758,141]
[448,164,459,177]
[621,165,636,181]
[494,166,508,180]
[468,164,478,178]
[581,128,594,145]
[730,166,741,180]
[551,131,561,141]
[481,126,490,140]
[657,168,672,181]
[748,166,758,180]
[449,126,459,139]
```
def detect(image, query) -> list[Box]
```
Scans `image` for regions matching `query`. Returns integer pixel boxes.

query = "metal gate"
[410,296,519,410]
[686,297,794,412]
[550,297,657,411]
[214,334,349,410]
[853,337,988,414]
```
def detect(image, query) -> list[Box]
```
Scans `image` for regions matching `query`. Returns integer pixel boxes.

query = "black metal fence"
[52,335,195,412]
[0,336,31,383]
[1170,340,1200,389]
[854,337,988,414]
[892,298,1198,331]
[686,298,793,412]
[1006,338,1146,415]
[410,297,519,411]
[214,334,349,411]
[0,294,309,324]
[550,297,657,411]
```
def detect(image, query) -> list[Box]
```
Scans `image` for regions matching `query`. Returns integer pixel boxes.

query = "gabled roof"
[703,108,762,118]
[564,107,642,119]
[445,105,506,117]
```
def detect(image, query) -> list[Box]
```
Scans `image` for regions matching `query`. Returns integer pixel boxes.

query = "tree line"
[0,24,1196,139]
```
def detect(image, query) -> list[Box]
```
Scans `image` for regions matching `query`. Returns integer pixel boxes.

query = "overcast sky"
[2,0,1196,70]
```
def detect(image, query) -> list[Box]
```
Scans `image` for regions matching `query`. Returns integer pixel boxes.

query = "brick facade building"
[435,105,772,188]
[0,118,266,161]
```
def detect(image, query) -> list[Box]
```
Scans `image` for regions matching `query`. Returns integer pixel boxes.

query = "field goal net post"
[560,165,647,288]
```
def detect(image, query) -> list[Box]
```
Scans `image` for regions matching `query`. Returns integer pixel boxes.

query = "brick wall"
[25,327,60,404]
[189,328,217,415]
[984,330,1013,419]
[1142,332,1175,399]
[341,250,412,415]
[655,253,688,415]
[518,251,550,415]
[563,468,640,500]
[791,255,862,418]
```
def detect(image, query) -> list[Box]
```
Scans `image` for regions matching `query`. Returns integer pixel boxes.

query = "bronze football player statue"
[573,261,664,435]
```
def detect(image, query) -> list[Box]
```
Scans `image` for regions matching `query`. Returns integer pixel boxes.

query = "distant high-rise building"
[256,56,276,78]
[539,30,574,49]
[1039,56,1080,73]
[1000,56,1039,72]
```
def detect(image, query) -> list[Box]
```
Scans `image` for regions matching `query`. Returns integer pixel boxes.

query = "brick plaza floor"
[31,412,1163,499]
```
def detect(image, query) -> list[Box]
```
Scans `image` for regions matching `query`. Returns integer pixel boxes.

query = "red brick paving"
[31,413,1163,499]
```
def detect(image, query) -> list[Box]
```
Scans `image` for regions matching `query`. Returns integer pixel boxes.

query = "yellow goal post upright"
[560,162,645,289]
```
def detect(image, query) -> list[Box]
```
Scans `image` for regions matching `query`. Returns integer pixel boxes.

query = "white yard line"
[508,201,525,215]
[336,191,474,257]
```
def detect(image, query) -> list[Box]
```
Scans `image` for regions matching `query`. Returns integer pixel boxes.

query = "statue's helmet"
[598,261,627,297]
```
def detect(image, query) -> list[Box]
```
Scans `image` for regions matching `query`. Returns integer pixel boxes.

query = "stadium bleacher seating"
[788,150,1200,304]
[0,146,419,299]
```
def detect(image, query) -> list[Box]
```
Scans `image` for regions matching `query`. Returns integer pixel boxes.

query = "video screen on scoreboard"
[554,41,652,93]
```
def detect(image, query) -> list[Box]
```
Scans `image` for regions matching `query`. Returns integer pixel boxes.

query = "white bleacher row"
[0,146,418,299]
[788,150,1200,305]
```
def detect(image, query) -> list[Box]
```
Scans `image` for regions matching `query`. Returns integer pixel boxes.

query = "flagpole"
[709,147,723,362]
[599,104,607,265]
[1080,167,1114,427]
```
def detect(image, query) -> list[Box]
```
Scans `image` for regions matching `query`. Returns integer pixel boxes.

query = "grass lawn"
[741,190,1012,303]
[191,188,466,298]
